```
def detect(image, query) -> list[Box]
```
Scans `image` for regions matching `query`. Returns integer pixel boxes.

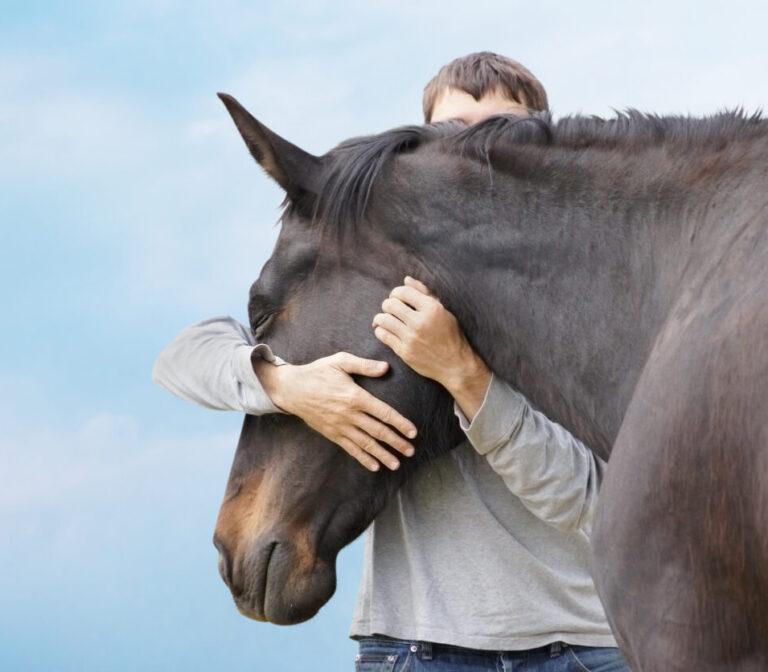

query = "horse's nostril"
[213,535,234,588]
[218,550,233,587]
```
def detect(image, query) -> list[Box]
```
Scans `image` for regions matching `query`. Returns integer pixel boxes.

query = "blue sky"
[1,1,767,670]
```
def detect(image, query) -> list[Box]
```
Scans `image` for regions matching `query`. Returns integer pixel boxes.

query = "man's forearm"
[153,314,416,470]
[457,375,604,533]
[152,316,282,415]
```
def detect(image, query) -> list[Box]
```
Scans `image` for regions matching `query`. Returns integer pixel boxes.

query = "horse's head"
[212,94,463,624]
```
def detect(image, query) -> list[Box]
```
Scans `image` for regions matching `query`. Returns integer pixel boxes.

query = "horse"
[212,93,768,671]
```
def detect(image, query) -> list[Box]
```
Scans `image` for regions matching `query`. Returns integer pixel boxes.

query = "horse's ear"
[217,93,323,203]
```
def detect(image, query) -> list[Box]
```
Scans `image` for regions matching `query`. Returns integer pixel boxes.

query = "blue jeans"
[355,636,630,672]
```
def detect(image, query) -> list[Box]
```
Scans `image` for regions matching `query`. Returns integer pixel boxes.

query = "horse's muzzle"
[217,535,337,625]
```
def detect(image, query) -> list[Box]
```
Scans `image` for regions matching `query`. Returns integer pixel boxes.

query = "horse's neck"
[413,156,721,456]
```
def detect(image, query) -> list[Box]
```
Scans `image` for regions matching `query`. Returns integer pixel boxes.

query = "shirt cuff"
[454,373,528,456]
[251,342,287,366]
[232,344,286,415]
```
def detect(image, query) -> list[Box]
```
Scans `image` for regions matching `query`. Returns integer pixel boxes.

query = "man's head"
[423,51,548,124]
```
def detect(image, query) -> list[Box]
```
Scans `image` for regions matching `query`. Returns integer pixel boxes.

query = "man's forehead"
[431,86,528,124]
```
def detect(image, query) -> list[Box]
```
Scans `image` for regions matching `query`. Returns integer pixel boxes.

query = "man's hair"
[423,51,549,122]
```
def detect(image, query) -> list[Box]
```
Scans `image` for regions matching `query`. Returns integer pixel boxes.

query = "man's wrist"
[252,357,290,410]
[441,349,489,394]
[441,351,492,421]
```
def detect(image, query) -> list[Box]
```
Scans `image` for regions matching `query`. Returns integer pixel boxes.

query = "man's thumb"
[336,353,389,377]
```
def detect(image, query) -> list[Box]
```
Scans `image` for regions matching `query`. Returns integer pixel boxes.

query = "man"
[154,52,629,671]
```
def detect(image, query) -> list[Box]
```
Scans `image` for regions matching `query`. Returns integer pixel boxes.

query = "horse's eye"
[253,312,276,337]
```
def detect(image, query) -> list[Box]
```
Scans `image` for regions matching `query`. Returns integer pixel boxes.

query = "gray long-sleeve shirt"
[153,316,616,650]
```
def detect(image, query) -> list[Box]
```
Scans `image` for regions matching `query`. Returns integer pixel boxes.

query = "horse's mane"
[309,109,767,234]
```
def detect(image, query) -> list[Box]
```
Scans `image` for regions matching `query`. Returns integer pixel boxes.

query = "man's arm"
[153,316,280,414]
[373,277,603,532]
[453,374,603,532]
[153,316,416,471]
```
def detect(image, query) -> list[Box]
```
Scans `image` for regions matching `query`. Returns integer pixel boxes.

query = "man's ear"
[218,93,323,204]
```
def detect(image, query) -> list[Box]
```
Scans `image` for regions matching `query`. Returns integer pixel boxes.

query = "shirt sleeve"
[152,316,287,415]
[454,374,605,533]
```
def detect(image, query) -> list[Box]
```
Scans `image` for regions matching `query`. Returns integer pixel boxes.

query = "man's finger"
[381,297,415,324]
[404,276,433,296]
[374,326,405,359]
[334,352,389,377]
[347,429,400,470]
[338,437,381,472]
[390,284,433,311]
[357,386,417,439]
[356,412,415,457]
[372,312,409,339]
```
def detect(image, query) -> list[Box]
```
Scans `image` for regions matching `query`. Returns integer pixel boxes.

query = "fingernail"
[370,463,380,472]
[389,461,400,470]
[408,428,417,438]
[405,447,415,457]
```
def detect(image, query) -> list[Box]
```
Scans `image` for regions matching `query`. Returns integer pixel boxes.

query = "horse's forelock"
[315,125,437,237]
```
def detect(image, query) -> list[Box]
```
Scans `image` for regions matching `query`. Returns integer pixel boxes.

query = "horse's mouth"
[232,540,277,622]
[226,539,337,625]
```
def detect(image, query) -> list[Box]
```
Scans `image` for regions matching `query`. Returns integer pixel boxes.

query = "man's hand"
[372,276,491,421]
[253,352,417,472]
